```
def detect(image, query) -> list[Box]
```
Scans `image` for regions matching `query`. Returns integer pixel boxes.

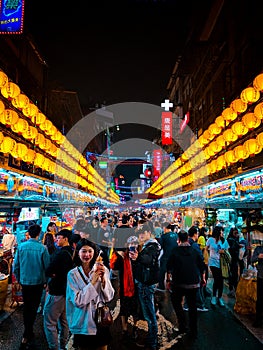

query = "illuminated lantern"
[35,133,45,146]
[31,112,46,125]
[204,147,211,160]
[210,141,222,154]
[233,145,248,162]
[49,144,58,157]
[11,118,29,134]
[0,100,5,115]
[256,132,263,147]
[181,153,188,162]
[1,82,20,99]
[215,115,226,128]
[46,125,57,136]
[39,119,53,132]
[208,123,221,136]
[242,113,261,130]
[231,121,248,137]
[22,126,38,140]
[254,102,263,119]
[0,109,19,127]
[0,71,8,88]
[224,150,236,164]
[216,155,226,171]
[210,160,217,174]
[243,138,262,156]
[11,94,29,110]
[230,99,247,114]
[203,130,213,141]
[42,158,51,171]
[223,129,238,143]
[253,73,263,92]
[34,153,45,167]
[240,87,260,104]
[1,136,16,153]
[198,135,209,146]
[22,103,38,118]
[39,138,52,151]
[22,149,36,163]
[222,108,237,122]
[0,131,4,145]
[216,135,227,149]
[11,143,28,159]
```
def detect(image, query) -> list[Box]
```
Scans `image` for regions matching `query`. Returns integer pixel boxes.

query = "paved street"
[0,277,262,350]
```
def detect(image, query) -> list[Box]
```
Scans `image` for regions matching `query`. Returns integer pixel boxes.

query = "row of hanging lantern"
[0,70,119,203]
[148,72,263,197]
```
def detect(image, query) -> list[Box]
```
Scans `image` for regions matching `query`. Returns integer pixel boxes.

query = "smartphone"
[129,246,136,252]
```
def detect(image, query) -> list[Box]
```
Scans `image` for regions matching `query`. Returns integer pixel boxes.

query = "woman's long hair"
[212,226,225,243]
[73,238,99,268]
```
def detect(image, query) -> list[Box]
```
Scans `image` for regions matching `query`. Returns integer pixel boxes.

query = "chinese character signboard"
[0,0,24,34]
[162,111,172,145]
[153,149,162,181]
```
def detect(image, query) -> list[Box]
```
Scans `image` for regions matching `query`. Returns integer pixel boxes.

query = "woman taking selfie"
[66,238,115,350]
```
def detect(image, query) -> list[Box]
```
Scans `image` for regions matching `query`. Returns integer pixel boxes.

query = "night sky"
[24,0,194,108]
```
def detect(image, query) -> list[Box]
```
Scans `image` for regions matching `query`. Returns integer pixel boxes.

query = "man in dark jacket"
[166,230,206,338]
[130,223,161,350]
[43,229,74,350]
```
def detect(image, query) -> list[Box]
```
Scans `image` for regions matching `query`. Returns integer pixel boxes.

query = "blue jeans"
[136,281,158,349]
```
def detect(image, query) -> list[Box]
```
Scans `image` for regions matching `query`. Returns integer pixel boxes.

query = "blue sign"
[0,0,24,34]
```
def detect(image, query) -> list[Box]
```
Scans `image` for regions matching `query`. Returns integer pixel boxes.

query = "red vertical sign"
[162,111,172,145]
[153,150,162,181]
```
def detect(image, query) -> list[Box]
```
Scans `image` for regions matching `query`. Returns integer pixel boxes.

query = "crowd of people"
[8,208,262,350]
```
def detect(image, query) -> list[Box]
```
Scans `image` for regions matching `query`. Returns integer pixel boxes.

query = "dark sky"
[24,0,194,108]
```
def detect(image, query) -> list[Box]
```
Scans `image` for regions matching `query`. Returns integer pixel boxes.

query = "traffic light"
[142,164,152,179]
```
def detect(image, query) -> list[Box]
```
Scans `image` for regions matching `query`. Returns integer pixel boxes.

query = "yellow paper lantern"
[11,143,28,159]
[11,94,30,110]
[242,113,261,130]
[1,82,20,99]
[42,158,51,171]
[215,115,226,128]
[210,160,217,174]
[198,135,209,146]
[222,108,237,122]
[22,126,38,140]
[216,155,226,171]
[253,73,263,92]
[34,153,45,167]
[206,145,215,157]
[46,125,57,136]
[224,150,236,164]
[0,109,19,127]
[216,135,227,149]
[240,87,260,104]
[0,71,8,88]
[1,136,16,153]
[208,123,222,136]
[243,139,262,156]
[39,138,52,151]
[209,141,222,154]
[0,100,5,114]
[31,112,46,125]
[35,133,45,146]
[22,149,36,163]
[230,99,247,114]
[22,103,38,118]
[233,145,248,162]
[11,118,29,134]
[48,144,58,157]
[223,129,238,143]
[254,102,263,119]
[256,132,263,147]
[231,121,248,137]
[0,131,4,145]
[39,119,53,132]
[203,130,213,141]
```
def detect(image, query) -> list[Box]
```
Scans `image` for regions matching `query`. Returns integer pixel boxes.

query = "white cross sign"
[161,99,173,111]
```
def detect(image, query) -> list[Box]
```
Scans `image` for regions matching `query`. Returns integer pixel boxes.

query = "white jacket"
[2,233,17,252]
[66,265,114,335]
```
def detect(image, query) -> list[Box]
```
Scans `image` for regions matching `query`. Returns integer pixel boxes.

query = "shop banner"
[162,111,172,145]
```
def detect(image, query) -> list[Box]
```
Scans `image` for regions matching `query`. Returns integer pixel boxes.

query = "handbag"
[95,300,113,327]
[77,267,113,328]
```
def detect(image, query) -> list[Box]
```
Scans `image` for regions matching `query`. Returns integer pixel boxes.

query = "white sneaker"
[197,307,209,312]
[211,296,217,306]
[218,298,224,307]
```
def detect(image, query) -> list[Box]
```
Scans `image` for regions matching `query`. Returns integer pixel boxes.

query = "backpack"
[136,242,160,286]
